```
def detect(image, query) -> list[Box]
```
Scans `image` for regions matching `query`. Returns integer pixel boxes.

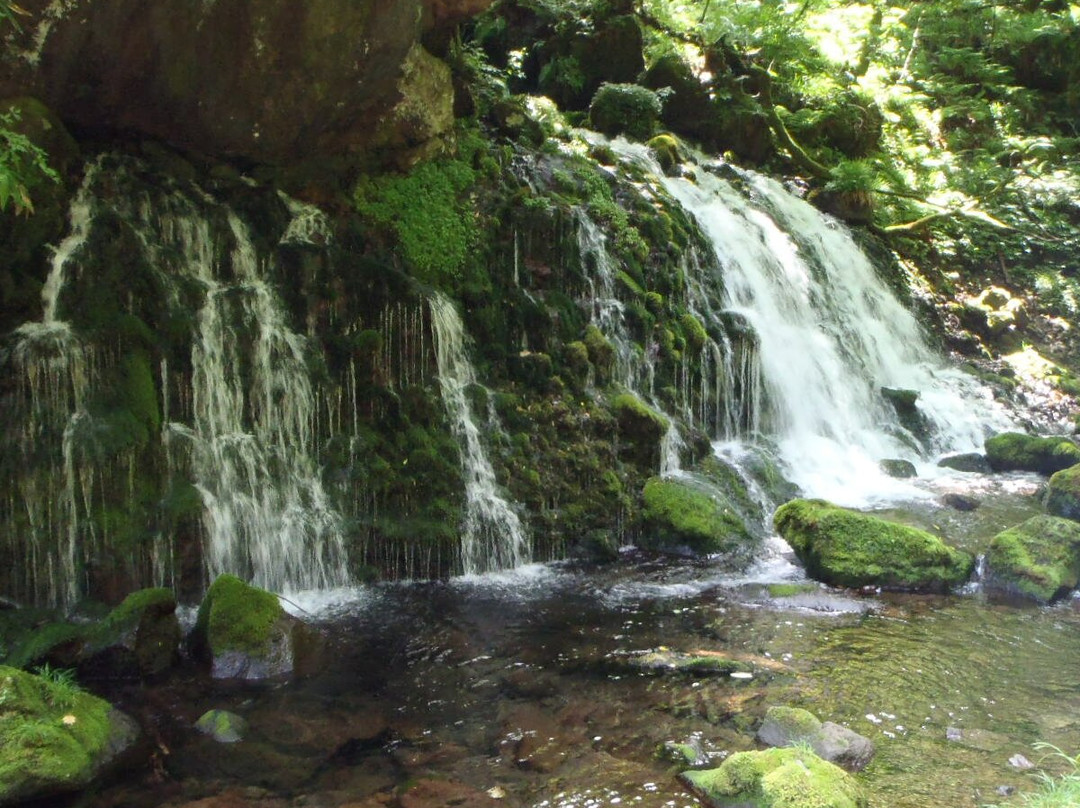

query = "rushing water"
[602,139,1011,507]
[430,292,530,575]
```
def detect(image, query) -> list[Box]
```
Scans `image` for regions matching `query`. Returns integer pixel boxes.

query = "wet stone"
[196,709,248,743]
[398,778,502,808]
[942,493,980,512]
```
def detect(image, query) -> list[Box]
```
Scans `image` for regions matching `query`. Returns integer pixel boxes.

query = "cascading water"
[3,155,351,604]
[610,139,1009,505]
[429,292,529,575]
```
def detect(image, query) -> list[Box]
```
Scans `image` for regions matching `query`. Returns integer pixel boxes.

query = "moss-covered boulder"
[1046,464,1080,522]
[613,393,668,469]
[757,706,874,772]
[589,83,662,142]
[190,575,311,680]
[81,588,181,678]
[986,515,1080,603]
[879,458,916,479]
[0,666,138,804]
[195,709,248,743]
[984,432,1080,475]
[773,499,974,592]
[937,453,992,474]
[641,476,754,557]
[680,747,867,808]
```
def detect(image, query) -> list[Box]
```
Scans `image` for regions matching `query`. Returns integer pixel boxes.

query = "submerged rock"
[681,747,867,808]
[195,709,248,744]
[0,665,138,805]
[190,575,314,680]
[615,649,784,680]
[774,499,974,592]
[757,706,874,771]
[81,587,181,678]
[641,476,755,558]
[986,515,1080,603]
[984,432,1080,475]
[1046,463,1080,521]
[942,493,980,512]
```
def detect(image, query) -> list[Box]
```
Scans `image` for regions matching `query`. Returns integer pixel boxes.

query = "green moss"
[762,706,823,739]
[584,325,616,384]
[774,499,974,592]
[682,747,866,808]
[352,152,478,287]
[765,582,820,598]
[648,134,684,172]
[984,432,1080,475]
[987,515,1080,603]
[1047,464,1080,522]
[633,649,752,676]
[589,83,662,141]
[642,476,753,556]
[0,666,121,804]
[194,575,283,657]
[680,313,708,354]
[5,623,83,670]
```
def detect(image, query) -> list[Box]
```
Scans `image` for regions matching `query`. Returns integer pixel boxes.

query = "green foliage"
[353,152,478,288]
[589,82,662,141]
[31,664,81,708]
[0,108,59,215]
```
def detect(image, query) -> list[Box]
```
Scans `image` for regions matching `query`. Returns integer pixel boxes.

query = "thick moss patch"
[681,747,866,808]
[986,515,1080,603]
[194,574,284,658]
[1046,463,1080,522]
[0,665,136,804]
[984,432,1080,475]
[774,499,974,592]
[642,476,753,557]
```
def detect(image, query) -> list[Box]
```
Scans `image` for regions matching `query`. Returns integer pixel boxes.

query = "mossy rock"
[984,432,1080,475]
[680,747,867,808]
[937,453,992,474]
[773,499,974,592]
[195,709,247,743]
[82,588,180,678]
[757,706,874,772]
[4,622,85,670]
[0,666,138,804]
[642,477,754,557]
[880,387,931,447]
[1046,463,1080,522]
[879,458,917,479]
[612,393,668,469]
[191,575,307,680]
[628,649,753,677]
[589,83,662,141]
[986,515,1080,603]
[648,134,685,173]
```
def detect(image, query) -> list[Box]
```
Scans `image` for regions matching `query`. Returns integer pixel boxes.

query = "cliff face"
[0,0,489,166]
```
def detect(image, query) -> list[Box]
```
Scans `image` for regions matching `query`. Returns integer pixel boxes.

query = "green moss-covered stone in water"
[984,432,1080,475]
[641,477,753,556]
[192,575,298,680]
[879,458,917,479]
[613,393,668,469]
[630,649,752,677]
[0,666,138,804]
[195,709,247,743]
[589,83,662,141]
[1046,464,1080,522]
[681,747,866,808]
[773,499,974,592]
[986,515,1080,603]
[84,588,180,677]
[648,134,685,173]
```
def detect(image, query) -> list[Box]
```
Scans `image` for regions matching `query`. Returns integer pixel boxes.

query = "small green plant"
[34,664,82,708]
[0,108,59,214]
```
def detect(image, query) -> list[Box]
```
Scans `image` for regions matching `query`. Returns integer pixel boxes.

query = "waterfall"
[3,155,351,604]
[608,139,1008,506]
[187,208,349,594]
[429,292,529,575]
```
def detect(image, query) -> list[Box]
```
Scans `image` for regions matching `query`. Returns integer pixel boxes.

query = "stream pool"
[81,474,1080,808]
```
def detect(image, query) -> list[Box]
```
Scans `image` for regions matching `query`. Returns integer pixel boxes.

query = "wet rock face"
[0,0,486,165]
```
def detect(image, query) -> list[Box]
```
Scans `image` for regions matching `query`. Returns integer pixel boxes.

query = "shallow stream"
[77,473,1080,808]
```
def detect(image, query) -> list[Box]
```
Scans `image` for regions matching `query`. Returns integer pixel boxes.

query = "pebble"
[1008,754,1035,770]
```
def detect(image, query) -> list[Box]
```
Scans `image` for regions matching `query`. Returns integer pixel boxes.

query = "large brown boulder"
[0,0,490,166]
